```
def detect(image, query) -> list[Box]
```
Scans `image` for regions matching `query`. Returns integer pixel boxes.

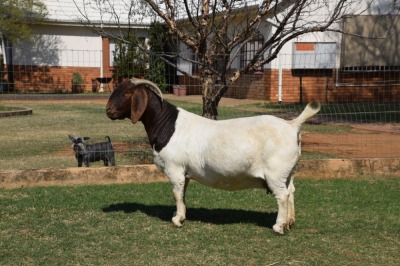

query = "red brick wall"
[11,65,102,93]
[178,75,201,95]
[8,36,115,93]
[333,70,400,103]
[268,69,334,103]
[268,69,400,103]
[224,72,268,99]
[180,69,400,103]
[8,61,400,102]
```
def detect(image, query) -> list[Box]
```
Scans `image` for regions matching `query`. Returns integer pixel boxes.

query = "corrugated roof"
[43,0,155,25]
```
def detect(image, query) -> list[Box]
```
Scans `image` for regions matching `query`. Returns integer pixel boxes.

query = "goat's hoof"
[288,219,295,229]
[172,216,184,227]
[273,224,285,235]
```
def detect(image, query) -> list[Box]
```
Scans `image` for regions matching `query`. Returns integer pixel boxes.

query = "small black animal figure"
[68,135,116,167]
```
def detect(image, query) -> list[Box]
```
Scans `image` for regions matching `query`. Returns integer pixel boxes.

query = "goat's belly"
[189,173,267,191]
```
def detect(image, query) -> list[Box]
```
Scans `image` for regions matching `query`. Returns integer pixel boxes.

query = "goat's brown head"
[106,79,163,124]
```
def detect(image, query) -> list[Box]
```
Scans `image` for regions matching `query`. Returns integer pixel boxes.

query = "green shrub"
[72,72,84,85]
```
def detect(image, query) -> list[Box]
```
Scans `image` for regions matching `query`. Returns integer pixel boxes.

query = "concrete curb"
[1,159,399,189]
[0,107,33,117]
[0,165,167,189]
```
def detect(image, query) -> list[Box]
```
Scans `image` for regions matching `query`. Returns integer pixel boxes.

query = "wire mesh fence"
[0,51,399,171]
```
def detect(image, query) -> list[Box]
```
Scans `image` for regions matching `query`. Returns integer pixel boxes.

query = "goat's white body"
[154,108,299,191]
[151,103,319,234]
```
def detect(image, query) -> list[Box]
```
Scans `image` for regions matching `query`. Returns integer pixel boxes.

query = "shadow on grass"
[102,202,276,229]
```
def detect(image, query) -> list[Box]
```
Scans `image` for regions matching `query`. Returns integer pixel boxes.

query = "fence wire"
[0,51,399,171]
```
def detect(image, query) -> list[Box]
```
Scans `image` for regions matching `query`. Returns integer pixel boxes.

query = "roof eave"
[36,18,151,29]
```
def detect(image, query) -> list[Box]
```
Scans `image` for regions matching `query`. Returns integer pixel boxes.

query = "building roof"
[43,0,156,26]
[40,0,395,29]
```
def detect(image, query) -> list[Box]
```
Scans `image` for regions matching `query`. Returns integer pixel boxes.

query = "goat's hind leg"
[170,174,190,227]
[287,179,296,229]
[109,154,116,166]
[272,187,290,235]
[269,167,297,234]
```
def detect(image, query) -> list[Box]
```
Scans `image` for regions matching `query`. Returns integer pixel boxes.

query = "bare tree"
[74,0,371,119]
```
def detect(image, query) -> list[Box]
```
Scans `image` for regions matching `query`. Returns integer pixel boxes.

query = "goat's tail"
[292,101,321,126]
[105,136,111,142]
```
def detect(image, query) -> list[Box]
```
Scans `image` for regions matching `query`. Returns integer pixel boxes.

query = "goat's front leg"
[76,156,83,167]
[83,156,90,167]
[171,175,190,227]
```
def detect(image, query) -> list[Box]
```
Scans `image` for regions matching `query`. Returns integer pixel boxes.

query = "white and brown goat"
[106,79,320,234]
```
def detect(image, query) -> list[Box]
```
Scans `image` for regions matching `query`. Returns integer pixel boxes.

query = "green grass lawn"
[1,178,399,265]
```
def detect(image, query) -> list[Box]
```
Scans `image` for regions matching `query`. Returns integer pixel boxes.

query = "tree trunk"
[201,74,227,120]
[202,92,221,120]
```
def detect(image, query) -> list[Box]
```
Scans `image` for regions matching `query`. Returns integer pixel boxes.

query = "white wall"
[13,25,102,67]
[269,0,383,69]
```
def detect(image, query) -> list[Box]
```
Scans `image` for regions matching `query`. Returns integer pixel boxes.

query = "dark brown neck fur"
[139,89,179,152]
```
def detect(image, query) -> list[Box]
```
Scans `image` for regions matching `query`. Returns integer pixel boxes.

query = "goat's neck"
[140,94,178,152]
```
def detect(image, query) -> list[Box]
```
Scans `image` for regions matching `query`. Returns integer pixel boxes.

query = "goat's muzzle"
[72,143,86,154]
[106,107,117,120]
[106,106,126,120]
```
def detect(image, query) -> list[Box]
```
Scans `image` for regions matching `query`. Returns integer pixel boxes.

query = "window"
[292,42,336,69]
[240,32,264,70]
[109,39,115,66]
[192,50,199,74]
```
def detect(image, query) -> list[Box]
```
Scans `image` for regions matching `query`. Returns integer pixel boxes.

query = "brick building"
[0,0,150,93]
[1,0,399,103]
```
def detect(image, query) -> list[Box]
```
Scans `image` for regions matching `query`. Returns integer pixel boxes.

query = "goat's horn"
[130,78,163,101]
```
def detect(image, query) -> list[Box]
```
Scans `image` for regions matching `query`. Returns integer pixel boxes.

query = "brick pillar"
[100,36,114,91]
[102,36,111,77]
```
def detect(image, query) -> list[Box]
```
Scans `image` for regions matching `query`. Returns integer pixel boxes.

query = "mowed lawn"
[1,177,399,265]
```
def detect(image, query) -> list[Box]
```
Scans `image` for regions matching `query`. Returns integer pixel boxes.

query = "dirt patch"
[303,123,400,158]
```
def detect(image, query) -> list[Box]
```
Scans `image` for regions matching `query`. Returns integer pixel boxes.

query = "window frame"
[240,32,264,71]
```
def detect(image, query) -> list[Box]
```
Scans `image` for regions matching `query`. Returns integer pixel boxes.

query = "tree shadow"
[102,202,276,229]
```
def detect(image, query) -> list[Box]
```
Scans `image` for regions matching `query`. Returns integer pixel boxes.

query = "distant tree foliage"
[146,22,168,92]
[112,23,168,92]
[0,0,47,43]
[112,35,148,82]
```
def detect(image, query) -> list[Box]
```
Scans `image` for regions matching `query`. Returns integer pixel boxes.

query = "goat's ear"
[68,135,73,140]
[130,87,148,124]
[84,137,90,140]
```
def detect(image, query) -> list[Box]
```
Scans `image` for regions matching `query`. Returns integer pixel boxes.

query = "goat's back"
[154,108,301,190]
